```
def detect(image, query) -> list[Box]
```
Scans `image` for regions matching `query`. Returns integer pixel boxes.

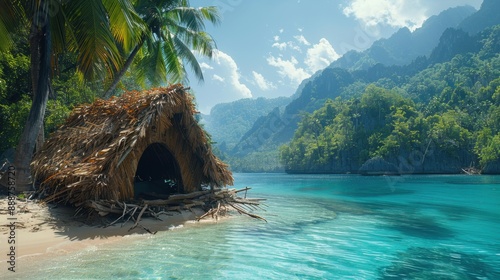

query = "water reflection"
[334,186,415,197]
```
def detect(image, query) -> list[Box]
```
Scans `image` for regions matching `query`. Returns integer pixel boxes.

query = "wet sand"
[0,196,215,272]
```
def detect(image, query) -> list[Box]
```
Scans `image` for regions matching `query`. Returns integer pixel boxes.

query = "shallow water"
[13,174,500,279]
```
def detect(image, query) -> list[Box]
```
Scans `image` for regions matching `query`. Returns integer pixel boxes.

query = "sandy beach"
[0,196,213,272]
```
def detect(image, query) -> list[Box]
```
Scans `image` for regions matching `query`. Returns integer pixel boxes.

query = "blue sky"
[188,0,483,114]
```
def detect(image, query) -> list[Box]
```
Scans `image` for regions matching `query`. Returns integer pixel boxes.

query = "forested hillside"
[201,96,291,153]
[281,25,500,174]
[214,0,500,173]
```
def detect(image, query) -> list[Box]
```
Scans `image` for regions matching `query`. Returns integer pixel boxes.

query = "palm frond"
[174,26,215,57]
[0,19,11,51]
[173,34,203,82]
[136,39,168,86]
[0,0,25,51]
[131,46,148,87]
[50,6,67,55]
[102,0,147,52]
[109,0,220,88]
[170,6,220,32]
[199,6,221,26]
[65,0,123,79]
[163,34,185,83]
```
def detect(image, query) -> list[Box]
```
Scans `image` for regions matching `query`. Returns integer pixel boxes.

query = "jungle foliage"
[281,25,500,173]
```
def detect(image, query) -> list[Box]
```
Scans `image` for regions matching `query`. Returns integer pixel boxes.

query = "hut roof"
[31,85,233,206]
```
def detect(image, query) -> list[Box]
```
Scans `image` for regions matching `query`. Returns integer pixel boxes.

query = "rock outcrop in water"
[358,157,399,176]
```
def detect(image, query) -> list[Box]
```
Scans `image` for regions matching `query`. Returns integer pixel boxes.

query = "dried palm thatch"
[31,84,233,207]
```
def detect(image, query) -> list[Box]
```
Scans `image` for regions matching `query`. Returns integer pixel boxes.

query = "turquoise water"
[14,174,500,279]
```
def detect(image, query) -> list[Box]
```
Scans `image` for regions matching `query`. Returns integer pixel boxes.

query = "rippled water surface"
[16,174,500,279]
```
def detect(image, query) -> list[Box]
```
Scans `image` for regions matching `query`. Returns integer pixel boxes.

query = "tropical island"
[204,1,500,175]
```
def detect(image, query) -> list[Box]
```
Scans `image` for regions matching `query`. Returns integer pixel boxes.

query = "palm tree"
[103,0,220,99]
[4,0,145,192]
[0,1,23,51]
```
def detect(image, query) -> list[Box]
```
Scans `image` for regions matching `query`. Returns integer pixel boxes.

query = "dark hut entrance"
[134,143,184,199]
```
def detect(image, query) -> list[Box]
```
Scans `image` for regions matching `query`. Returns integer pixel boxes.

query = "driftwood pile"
[85,187,266,234]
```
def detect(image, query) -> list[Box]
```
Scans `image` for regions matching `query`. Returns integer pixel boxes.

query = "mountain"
[230,67,355,158]
[201,96,291,152]
[206,7,476,160]
[330,5,476,70]
[281,25,500,174]
[458,0,500,34]
[428,28,480,64]
[211,2,500,172]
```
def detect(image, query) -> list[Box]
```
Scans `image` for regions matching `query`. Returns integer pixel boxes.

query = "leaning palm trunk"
[103,39,145,99]
[14,1,51,192]
[29,25,46,153]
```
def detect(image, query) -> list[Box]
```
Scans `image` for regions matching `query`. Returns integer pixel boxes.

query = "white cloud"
[200,62,213,70]
[190,50,253,113]
[212,74,224,82]
[272,32,311,53]
[268,36,341,85]
[272,40,302,52]
[279,28,284,33]
[213,50,252,98]
[343,0,483,31]
[305,38,340,73]
[267,55,310,87]
[294,35,310,46]
[343,0,428,31]
[252,71,276,91]
[272,42,288,51]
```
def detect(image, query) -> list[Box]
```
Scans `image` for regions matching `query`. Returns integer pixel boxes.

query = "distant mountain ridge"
[204,1,500,172]
[458,0,500,34]
[201,96,291,152]
[330,5,477,70]
[281,25,500,174]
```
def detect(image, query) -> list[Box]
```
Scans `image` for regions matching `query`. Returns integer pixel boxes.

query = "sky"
[188,0,483,114]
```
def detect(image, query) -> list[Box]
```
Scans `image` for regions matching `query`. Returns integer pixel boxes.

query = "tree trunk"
[30,24,40,97]
[13,1,51,192]
[29,25,46,153]
[103,40,144,99]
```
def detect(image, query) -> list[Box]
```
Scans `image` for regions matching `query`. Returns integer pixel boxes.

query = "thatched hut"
[31,85,233,206]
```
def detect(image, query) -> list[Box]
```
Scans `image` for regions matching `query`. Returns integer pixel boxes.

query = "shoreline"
[0,196,219,269]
